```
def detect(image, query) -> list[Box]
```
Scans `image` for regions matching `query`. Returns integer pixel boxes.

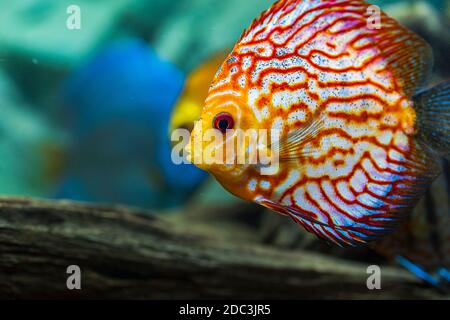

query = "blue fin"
[414,81,450,160]
[396,256,449,293]
[437,268,450,283]
[396,256,439,287]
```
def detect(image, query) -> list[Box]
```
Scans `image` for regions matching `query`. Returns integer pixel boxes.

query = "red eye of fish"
[213,112,234,133]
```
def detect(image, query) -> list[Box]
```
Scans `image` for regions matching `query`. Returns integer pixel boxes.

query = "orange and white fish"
[187,0,450,246]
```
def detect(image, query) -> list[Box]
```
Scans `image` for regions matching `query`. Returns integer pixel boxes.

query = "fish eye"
[213,112,234,134]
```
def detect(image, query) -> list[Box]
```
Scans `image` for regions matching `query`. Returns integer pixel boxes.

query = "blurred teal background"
[0,0,448,210]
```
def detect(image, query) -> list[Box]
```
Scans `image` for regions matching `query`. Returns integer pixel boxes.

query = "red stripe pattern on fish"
[188,0,450,246]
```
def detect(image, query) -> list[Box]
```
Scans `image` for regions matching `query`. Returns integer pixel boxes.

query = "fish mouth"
[184,120,204,169]
[184,139,198,168]
[184,136,210,172]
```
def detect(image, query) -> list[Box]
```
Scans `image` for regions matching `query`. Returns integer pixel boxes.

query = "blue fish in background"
[57,39,207,209]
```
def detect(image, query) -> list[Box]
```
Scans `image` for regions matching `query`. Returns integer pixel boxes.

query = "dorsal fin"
[238,0,433,96]
[368,5,433,96]
[239,0,296,42]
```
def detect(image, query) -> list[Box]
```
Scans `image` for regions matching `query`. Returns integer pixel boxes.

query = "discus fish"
[187,0,450,246]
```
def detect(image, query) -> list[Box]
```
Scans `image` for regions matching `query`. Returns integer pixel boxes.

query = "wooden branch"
[0,198,442,299]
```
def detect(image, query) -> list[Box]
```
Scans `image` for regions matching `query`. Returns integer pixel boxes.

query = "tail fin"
[414,81,450,160]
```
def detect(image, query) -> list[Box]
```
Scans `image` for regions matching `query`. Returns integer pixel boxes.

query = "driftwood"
[0,197,444,299]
